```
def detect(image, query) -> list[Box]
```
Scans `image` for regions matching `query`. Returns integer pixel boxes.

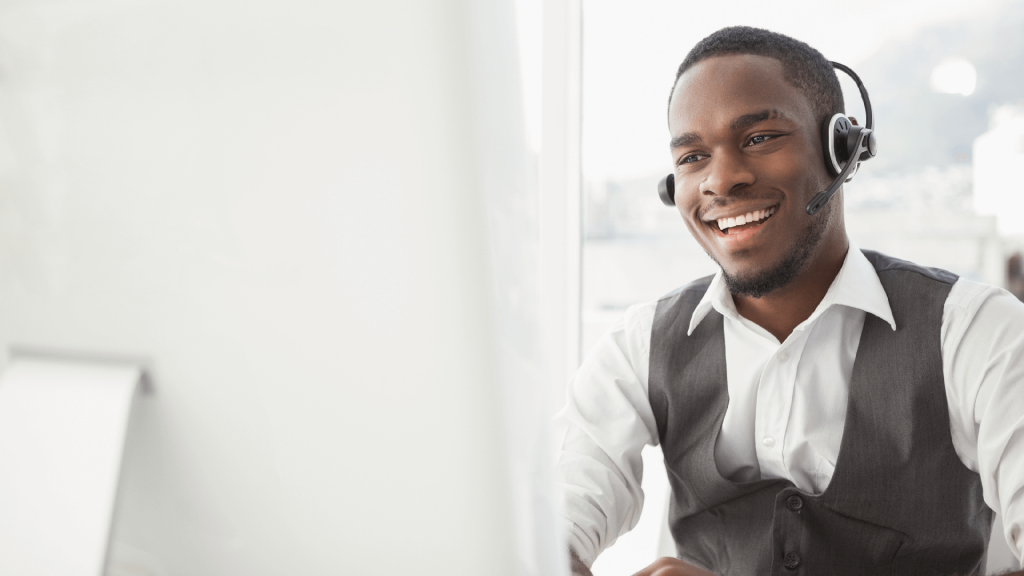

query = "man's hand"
[568,547,593,576]
[630,557,717,576]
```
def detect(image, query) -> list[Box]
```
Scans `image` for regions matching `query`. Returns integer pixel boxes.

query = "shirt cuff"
[566,519,597,568]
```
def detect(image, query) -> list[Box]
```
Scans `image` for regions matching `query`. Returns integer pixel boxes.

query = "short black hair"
[670,26,844,126]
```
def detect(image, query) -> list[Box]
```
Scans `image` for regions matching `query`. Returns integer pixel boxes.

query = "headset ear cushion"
[821,113,851,176]
[821,117,837,176]
[658,174,675,206]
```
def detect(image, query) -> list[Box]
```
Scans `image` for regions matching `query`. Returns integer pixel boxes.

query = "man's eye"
[749,134,776,145]
[680,153,707,164]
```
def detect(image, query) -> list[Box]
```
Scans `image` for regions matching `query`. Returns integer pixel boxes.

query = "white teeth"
[714,206,776,231]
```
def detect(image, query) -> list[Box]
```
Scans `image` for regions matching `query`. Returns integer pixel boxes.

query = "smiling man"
[557,27,1024,576]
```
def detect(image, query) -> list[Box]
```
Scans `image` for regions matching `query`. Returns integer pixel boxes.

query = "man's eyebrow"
[730,108,788,131]
[670,132,703,149]
[670,109,790,148]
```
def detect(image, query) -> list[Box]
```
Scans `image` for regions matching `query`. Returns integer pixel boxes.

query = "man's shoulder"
[655,274,716,304]
[615,275,717,340]
[945,275,1024,331]
[860,249,958,286]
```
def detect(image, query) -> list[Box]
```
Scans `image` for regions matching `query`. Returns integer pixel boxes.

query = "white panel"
[471,0,570,573]
[540,0,583,405]
[0,1,522,574]
[0,359,139,576]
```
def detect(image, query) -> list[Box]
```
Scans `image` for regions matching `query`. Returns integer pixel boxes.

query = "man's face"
[668,54,835,296]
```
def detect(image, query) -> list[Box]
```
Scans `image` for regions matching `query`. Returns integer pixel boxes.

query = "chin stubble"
[712,204,829,299]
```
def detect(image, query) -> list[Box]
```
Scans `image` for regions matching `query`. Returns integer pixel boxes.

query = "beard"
[713,205,829,299]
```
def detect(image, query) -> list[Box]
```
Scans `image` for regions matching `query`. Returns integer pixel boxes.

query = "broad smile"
[701,203,780,244]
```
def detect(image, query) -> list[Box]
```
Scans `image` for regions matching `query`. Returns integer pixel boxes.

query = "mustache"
[697,191,783,220]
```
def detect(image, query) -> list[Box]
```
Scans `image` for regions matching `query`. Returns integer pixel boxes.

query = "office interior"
[0,0,1019,574]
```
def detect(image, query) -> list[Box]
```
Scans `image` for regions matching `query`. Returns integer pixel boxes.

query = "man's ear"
[849,116,859,126]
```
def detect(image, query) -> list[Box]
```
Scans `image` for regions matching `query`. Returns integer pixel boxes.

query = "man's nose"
[698,149,755,196]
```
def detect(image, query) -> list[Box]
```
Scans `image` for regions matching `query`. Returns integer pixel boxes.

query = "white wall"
[0,1,541,574]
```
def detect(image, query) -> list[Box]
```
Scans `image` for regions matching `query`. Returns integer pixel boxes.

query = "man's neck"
[732,237,849,343]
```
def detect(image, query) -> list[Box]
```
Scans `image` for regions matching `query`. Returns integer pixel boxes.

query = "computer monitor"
[0,1,554,574]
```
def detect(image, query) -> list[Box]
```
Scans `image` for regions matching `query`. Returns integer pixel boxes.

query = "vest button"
[783,551,801,570]
[786,495,803,511]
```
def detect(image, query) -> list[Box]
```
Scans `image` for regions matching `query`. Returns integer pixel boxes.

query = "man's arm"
[629,557,717,576]
[943,281,1024,568]
[627,560,1024,576]
[567,550,715,576]
[556,302,661,566]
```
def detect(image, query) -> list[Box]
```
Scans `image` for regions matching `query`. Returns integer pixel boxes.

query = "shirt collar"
[687,240,897,336]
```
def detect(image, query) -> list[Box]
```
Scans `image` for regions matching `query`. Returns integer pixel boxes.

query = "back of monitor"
[0,1,525,574]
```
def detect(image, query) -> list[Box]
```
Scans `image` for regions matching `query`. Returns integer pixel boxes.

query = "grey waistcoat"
[648,250,993,576]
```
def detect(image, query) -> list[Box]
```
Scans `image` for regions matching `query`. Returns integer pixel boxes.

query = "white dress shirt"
[556,244,1024,568]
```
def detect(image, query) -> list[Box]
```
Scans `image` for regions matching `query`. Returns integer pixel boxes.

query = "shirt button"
[784,551,801,570]
[763,436,776,448]
[787,495,803,511]
[778,350,789,361]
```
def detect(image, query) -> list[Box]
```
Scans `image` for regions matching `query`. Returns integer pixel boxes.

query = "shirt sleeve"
[554,301,660,567]
[943,278,1024,566]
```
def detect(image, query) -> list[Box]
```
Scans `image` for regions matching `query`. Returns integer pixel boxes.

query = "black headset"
[657,61,877,216]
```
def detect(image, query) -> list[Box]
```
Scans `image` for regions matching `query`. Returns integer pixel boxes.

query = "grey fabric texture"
[648,250,993,576]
